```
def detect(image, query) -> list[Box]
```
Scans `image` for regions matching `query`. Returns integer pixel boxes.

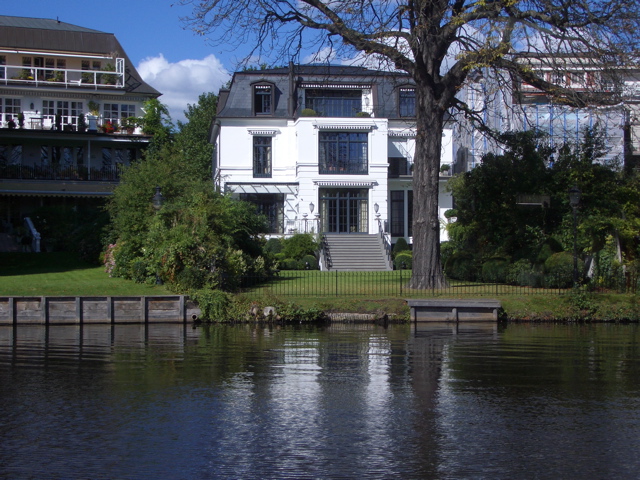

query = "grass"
[1,253,638,321]
[0,252,171,297]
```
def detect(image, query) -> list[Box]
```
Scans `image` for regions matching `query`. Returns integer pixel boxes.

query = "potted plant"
[101,121,116,134]
[17,113,25,129]
[7,118,16,129]
[122,116,140,134]
[77,113,87,133]
[301,108,317,117]
[87,101,100,132]
[355,111,371,117]
[440,164,451,175]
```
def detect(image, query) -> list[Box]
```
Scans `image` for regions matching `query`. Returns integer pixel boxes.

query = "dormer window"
[399,88,416,117]
[253,84,273,116]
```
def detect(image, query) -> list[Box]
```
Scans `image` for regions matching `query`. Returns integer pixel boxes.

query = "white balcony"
[0,58,125,90]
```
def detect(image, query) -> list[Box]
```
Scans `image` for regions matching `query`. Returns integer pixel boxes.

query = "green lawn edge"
[1,253,638,322]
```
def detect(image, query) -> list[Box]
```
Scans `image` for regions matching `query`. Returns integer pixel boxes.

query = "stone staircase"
[322,234,391,271]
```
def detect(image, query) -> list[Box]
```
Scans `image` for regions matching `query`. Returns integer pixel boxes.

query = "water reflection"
[0,323,639,479]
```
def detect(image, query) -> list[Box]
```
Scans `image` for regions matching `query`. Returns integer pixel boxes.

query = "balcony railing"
[0,59,125,89]
[0,113,143,135]
[319,160,368,175]
[0,164,122,181]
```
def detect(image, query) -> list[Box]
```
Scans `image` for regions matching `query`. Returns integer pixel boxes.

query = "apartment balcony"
[0,59,125,90]
[0,164,122,182]
[0,113,145,136]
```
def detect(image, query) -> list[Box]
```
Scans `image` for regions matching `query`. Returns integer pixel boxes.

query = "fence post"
[400,269,403,296]
[336,269,339,296]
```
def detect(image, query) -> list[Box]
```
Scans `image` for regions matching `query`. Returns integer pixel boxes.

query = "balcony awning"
[315,123,375,131]
[313,180,378,188]
[388,129,417,138]
[225,183,298,195]
[247,129,280,136]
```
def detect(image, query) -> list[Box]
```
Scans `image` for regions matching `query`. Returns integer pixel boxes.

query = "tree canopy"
[446,127,640,284]
[105,92,272,292]
[179,0,640,289]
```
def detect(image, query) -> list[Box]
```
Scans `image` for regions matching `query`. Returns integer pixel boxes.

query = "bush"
[544,251,584,288]
[535,237,563,265]
[282,233,318,260]
[301,254,319,270]
[191,289,231,321]
[265,237,283,254]
[506,259,544,287]
[394,251,413,270]
[392,238,410,258]
[445,252,478,281]
[482,257,509,283]
[279,258,301,270]
[440,241,455,269]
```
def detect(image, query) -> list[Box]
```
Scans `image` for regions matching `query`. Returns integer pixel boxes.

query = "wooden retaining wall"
[0,296,201,325]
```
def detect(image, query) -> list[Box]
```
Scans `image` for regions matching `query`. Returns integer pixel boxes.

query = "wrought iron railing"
[225,271,639,297]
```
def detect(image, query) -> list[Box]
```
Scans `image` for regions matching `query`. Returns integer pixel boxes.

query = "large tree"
[179,0,640,289]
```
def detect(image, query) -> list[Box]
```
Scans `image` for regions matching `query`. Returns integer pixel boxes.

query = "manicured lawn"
[240,270,572,298]
[0,253,171,297]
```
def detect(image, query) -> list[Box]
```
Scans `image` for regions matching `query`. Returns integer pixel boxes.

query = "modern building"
[0,15,160,228]
[457,56,640,171]
[211,64,454,269]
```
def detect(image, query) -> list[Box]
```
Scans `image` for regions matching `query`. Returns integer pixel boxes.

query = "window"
[240,193,284,234]
[254,84,273,115]
[319,131,368,174]
[253,136,272,177]
[0,98,21,124]
[305,89,362,117]
[388,157,409,176]
[390,191,405,237]
[399,88,416,117]
[104,104,135,125]
[103,103,120,123]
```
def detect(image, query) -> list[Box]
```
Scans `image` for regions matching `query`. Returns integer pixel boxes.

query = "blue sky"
[3,1,236,123]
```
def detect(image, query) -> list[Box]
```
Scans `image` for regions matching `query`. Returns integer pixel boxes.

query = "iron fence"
[231,270,639,297]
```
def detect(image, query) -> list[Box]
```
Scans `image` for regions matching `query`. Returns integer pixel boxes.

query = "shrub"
[394,252,413,270]
[301,254,319,270]
[279,258,301,270]
[265,237,283,254]
[535,237,563,265]
[506,259,545,287]
[301,108,317,116]
[445,252,478,281]
[482,257,509,283]
[191,289,231,321]
[282,233,318,260]
[392,238,410,258]
[440,241,455,269]
[544,251,584,288]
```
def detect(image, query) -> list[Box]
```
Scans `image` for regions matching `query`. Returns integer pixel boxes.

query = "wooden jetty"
[407,299,502,323]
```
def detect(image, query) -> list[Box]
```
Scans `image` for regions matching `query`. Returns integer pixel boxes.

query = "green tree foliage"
[141,98,174,155]
[447,130,553,261]
[175,92,217,180]
[105,146,271,291]
[447,126,640,282]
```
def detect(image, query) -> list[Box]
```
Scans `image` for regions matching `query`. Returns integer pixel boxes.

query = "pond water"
[1,322,639,479]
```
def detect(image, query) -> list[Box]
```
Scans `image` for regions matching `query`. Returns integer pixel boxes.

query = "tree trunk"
[409,90,448,290]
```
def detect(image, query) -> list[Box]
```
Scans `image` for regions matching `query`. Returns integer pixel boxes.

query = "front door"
[320,188,368,233]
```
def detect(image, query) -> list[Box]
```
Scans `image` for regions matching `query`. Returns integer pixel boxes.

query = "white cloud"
[137,54,231,124]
